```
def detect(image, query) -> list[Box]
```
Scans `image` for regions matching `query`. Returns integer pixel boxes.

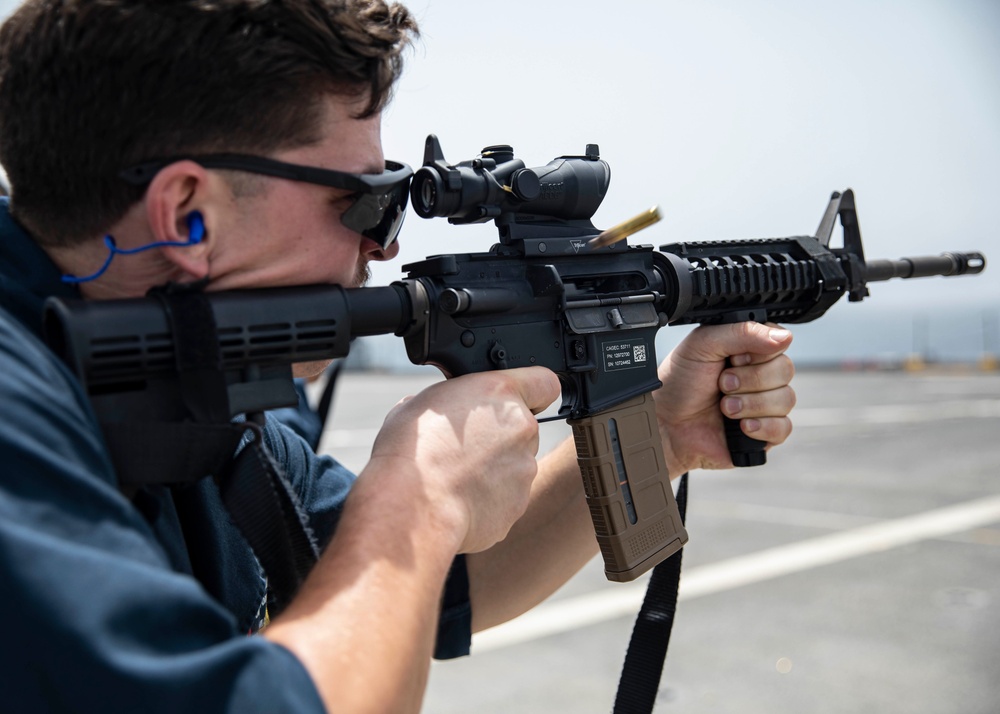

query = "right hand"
[367,367,561,554]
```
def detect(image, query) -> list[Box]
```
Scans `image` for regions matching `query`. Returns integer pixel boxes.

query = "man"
[0,1,795,712]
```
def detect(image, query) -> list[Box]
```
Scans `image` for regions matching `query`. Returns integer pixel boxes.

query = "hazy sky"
[380,0,999,313]
[2,0,997,315]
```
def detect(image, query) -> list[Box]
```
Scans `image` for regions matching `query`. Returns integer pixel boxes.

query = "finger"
[725,323,793,368]
[719,353,795,395]
[683,322,793,364]
[721,384,797,421]
[502,366,562,415]
[740,415,793,447]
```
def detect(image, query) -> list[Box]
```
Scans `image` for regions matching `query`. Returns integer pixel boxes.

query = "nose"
[362,237,400,262]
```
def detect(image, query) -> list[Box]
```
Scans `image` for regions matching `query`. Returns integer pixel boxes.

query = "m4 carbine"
[44,135,986,582]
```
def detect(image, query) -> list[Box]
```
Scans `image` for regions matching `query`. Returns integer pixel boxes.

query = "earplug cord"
[62,212,205,284]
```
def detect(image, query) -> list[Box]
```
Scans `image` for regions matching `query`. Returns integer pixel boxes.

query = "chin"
[292,360,333,380]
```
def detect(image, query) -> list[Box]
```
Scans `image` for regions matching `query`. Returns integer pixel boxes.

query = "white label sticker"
[602,338,649,372]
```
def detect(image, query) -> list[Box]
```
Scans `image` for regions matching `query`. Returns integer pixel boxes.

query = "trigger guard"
[557,375,579,419]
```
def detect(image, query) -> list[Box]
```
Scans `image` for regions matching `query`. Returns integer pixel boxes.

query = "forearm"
[264,462,463,714]
[466,436,598,632]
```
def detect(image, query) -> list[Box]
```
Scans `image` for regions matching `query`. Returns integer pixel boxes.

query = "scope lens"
[419,178,436,213]
[410,171,444,218]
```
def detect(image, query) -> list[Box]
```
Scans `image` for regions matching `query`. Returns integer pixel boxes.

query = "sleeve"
[267,378,324,451]
[262,413,473,659]
[0,318,326,713]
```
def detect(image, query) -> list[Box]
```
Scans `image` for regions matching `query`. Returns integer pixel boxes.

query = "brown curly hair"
[0,0,418,246]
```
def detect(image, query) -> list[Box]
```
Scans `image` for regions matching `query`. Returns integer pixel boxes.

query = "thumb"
[681,322,793,364]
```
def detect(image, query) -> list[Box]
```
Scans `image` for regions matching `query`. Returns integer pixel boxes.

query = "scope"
[410,134,612,225]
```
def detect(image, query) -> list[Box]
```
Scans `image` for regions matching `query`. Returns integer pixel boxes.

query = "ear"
[143,160,215,280]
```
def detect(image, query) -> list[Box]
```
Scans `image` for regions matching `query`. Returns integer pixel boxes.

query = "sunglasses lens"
[341,179,409,249]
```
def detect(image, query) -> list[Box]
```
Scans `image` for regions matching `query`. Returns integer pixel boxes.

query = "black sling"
[613,473,688,714]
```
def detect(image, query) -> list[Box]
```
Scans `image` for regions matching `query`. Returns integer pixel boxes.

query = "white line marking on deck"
[473,494,1000,653]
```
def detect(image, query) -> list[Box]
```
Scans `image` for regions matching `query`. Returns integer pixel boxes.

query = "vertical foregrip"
[568,393,689,582]
[723,357,768,467]
[723,415,768,467]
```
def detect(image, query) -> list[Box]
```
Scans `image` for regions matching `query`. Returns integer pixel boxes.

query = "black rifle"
[44,135,986,583]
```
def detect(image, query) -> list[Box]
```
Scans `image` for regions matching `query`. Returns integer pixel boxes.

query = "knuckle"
[758,417,785,445]
[738,365,763,391]
[745,392,764,414]
[515,414,540,443]
[783,354,796,380]
[771,417,792,445]
[734,320,761,340]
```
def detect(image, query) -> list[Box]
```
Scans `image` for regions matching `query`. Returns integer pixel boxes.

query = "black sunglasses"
[119,154,413,249]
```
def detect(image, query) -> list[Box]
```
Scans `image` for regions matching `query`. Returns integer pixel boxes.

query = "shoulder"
[0,306,116,489]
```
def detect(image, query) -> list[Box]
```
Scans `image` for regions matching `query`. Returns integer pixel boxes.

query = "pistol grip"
[568,393,688,582]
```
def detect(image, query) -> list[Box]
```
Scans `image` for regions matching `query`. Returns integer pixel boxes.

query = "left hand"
[654,322,796,474]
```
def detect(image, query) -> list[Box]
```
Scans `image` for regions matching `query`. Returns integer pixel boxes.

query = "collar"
[0,197,80,338]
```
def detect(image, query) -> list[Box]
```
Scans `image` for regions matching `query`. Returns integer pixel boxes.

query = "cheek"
[304,234,365,285]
